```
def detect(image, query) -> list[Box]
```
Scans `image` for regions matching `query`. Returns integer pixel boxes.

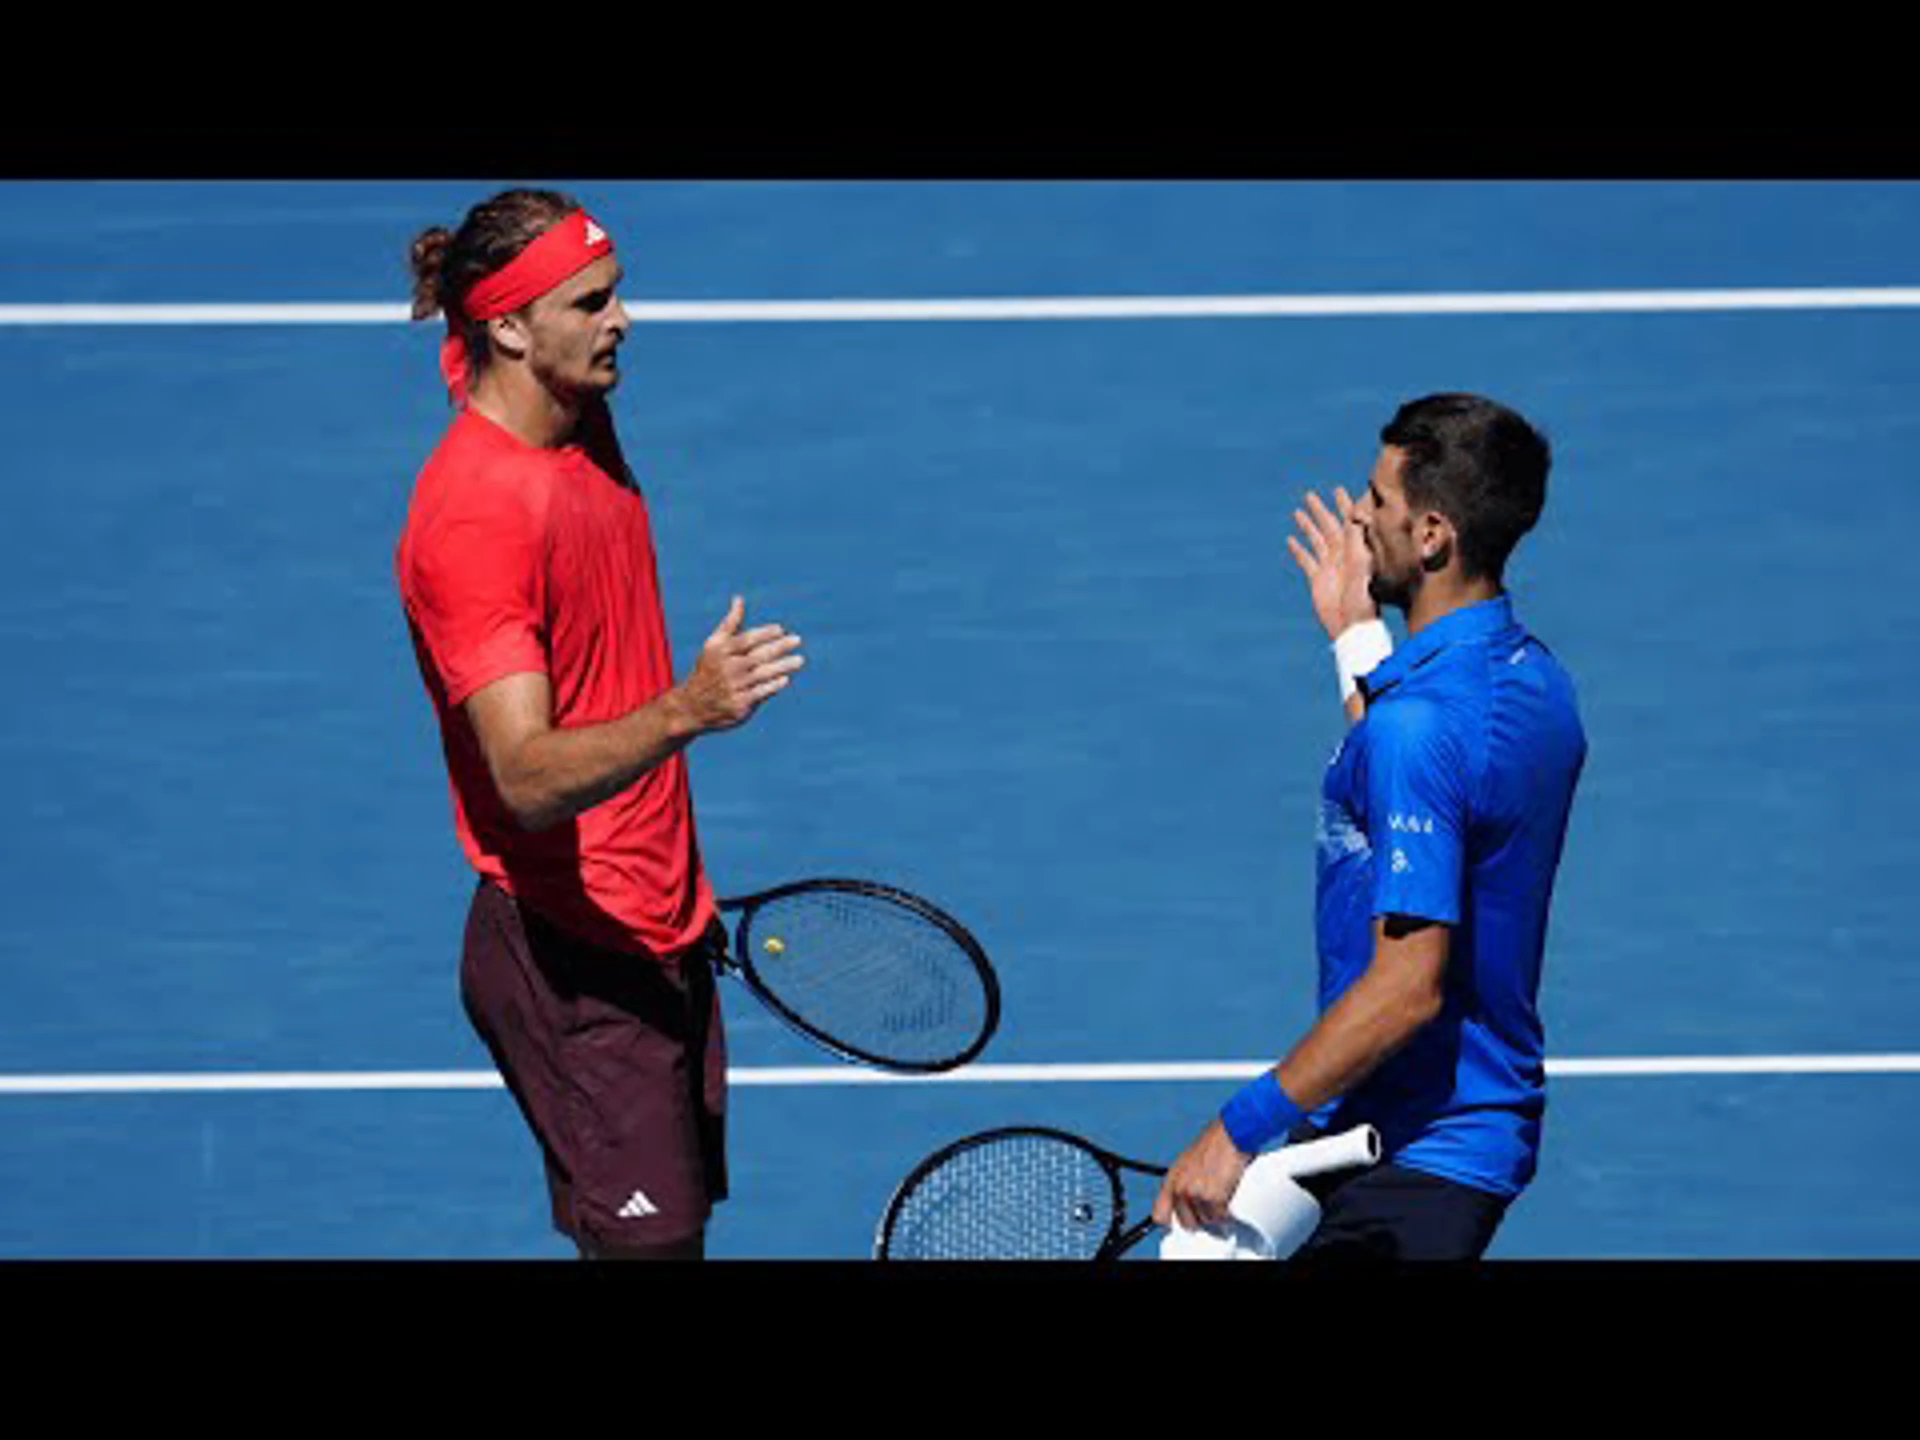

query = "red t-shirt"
[395,406,715,958]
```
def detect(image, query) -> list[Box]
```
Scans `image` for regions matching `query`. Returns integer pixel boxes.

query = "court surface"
[2,180,1917,1259]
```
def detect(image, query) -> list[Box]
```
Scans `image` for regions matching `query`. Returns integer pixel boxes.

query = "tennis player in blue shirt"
[1153,393,1587,1260]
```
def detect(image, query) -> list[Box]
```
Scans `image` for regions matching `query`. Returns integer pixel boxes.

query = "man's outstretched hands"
[1287,487,1377,641]
[678,595,805,733]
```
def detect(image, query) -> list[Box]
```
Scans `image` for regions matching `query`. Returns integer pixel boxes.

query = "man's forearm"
[466,598,801,834]
[494,687,701,832]
[1272,948,1443,1114]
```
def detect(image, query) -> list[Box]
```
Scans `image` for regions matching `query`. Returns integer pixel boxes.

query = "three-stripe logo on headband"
[585,219,606,246]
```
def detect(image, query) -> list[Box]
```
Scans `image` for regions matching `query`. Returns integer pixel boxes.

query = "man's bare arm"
[1270,915,1448,1111]
[465,596,803,832]
[1152,916,1448,1231]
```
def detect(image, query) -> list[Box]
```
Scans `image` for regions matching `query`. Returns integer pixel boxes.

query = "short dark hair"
[1380,393,1551,582]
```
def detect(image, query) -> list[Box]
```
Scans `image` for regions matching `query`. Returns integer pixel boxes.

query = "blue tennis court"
[2,180,1916,1258]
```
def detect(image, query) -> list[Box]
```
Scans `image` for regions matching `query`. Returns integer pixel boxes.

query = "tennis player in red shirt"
[397,189,804,1260]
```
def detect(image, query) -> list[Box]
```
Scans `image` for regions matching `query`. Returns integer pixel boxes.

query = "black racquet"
[873,1126,1166,1260]
[713,878,999,1074]
[873,1123,1382,1261]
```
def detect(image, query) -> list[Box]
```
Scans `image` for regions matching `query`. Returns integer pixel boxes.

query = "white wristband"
[1332,619,1393,703]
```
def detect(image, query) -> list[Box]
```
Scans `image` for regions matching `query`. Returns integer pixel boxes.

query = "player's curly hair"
[1381,394,1552,583]
[407,188,581,392]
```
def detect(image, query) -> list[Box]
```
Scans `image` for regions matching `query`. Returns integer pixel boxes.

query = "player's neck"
[467,366,582,450]
[1405,571,1502,636]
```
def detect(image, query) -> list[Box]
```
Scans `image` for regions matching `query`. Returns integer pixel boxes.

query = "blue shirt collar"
[1359,594,1516,700]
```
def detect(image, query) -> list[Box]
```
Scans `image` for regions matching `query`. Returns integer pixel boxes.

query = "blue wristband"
[1219,1072,1305,1156]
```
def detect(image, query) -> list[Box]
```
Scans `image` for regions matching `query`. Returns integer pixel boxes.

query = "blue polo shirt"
[1312,594,1586,1197]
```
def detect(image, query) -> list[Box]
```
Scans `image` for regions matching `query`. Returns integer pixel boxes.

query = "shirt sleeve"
[401,472,548,708]
[1362,697,1469,925]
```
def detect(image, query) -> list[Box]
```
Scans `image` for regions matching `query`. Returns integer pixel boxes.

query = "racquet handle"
[1159,1125,1381,1261]
[1253,1123,1381,1182]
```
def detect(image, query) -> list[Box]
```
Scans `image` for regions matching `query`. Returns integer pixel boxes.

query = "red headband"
[439,208,616,400]
[461,209,613,319]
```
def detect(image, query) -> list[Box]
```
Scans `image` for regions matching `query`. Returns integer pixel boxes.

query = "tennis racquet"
[712,878,1000,1074]
[872,1123,1380,1260]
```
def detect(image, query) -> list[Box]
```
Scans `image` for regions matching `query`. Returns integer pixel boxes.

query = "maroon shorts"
[459,879,728,1252]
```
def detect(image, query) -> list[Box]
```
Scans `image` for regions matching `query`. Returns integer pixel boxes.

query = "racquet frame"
[873,1124,1166,1260]
[715,877,1001,1074]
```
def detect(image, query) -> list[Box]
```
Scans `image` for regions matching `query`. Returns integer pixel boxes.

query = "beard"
[1367,566,1417,612]
[574,351,622,395]
[531,344,622,402]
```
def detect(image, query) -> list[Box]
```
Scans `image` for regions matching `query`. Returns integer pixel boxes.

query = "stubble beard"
[1367,566,1417,614]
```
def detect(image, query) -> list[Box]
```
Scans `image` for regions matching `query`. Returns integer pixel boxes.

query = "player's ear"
[1417,509,1455,574]
[488,311,532,362]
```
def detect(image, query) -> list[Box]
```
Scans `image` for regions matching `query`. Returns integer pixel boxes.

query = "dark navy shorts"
[459,880,729,1253]
[1287,1124,1512,1262]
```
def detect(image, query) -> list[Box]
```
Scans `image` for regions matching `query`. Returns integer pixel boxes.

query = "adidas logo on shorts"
[617,1190,659,1219]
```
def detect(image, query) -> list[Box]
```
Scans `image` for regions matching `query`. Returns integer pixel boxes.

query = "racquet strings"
[883,1132,1127,1260]
[741,887,990,1067]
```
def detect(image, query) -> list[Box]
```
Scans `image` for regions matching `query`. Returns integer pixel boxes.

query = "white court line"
[5,288,1920,327]
[3,289,1914,1090]
[2,1055,1919,1095]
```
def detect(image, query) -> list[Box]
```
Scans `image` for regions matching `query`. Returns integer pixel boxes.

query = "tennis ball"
[762,936,786,956]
